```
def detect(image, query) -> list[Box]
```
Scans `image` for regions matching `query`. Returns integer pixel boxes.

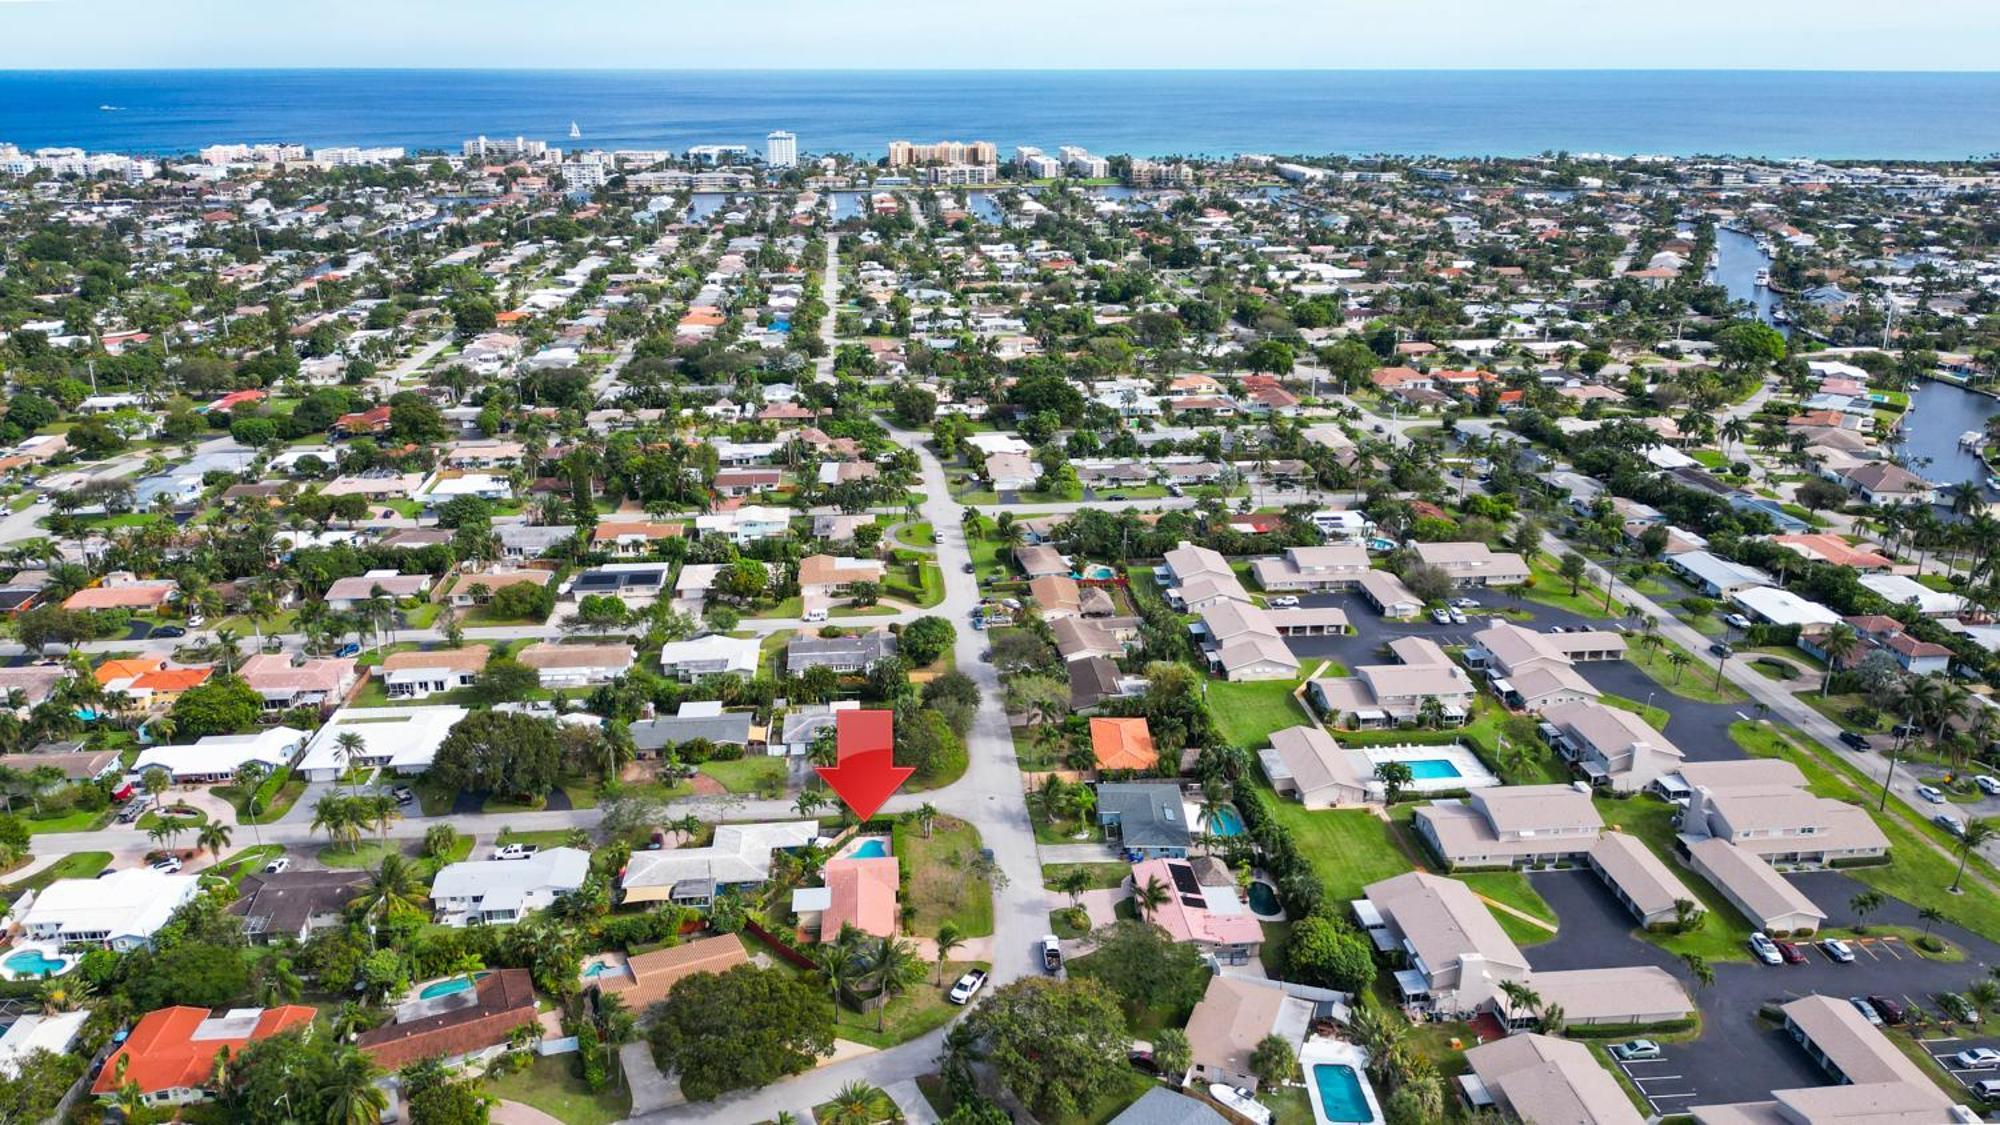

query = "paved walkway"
[620,1042,677,1116]
[491,1102,565,1125]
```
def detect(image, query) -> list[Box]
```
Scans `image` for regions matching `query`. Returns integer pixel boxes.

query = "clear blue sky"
[2,0,1998,70]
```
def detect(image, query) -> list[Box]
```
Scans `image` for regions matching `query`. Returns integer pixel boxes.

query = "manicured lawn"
[1042,862,1131,891]
[22,807,111,835]
[483,1055,630,1125]
[317,841,405,868]
[697,757,788,796]
[204,845,285,887]
[1521,553,1615,618]
[1593,794,1758,962]
[1628,636,1749,704]
[1457,871,1557,925]
[1205,677,1312,749]
[1260,799,1413,902]
[831,959,987,1049]
[1599,693,1669,730]
[2,851,110,900]
[1259,1085,1315,1125]
[895,521,934,548]
[137,805,209,831]
[212,765,306,823]
[896,815,994,937]
[496,828,582,851]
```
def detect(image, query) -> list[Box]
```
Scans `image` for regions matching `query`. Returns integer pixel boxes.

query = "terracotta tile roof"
[96,657,165,685]
[821,856,899,939]
[94,1005,315,1096]
[595,934,748,1010]
[129,667,213,693]
[355,968,538,1070]
[1090,716,1158,771]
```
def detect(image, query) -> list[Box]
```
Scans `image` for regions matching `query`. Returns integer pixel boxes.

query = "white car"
[1268,596,1300,608]
[947,968,988,1004]
[1448,608,1468,625]
[1449,597,1480,610]
[1849,997,1884,1026]
[1937,812,1968,836]
[262,857,292,875]
[148,857,183,874]
[1723,613,1752,630]
[1430,608,1453,625]
[1978,775,2000,797]
[1817,939,1855,964]
[1748,931,1783,965]
[1917,785,1946,804]
[1954,1048,2000,1070]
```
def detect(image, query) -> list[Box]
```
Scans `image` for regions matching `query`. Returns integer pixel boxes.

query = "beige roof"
[1507,663,1601,703]
[1182,975,1287,1079]
[1684,837,1826,926]
[1781,995,1932,1087]
[1466,1033,1645,1125]
[516,642,635,670]
[1355,569,1419,607]
[1587,833,1695,919]
[1201,599,1278,643]
[796,554,885,589]
[443,570,552,597]
[1028,574,1082,614]
[1545,700,1684,763]
[1216,633,1299,675]
[597,934,750,1010]
[1385,635,1452,667]
[1164,541,1234,582]
[1514,966,1693,1025]
[1472,785,1604,836]
[1365,871,1526,981]
[381,645,492,673]
[236,653,354,693]
[1356,661,1474,700]
[1264,726,1368,796]
[1676,759,1806,792]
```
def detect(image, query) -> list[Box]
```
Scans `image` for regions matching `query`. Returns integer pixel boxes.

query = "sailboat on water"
[569,121,582,140]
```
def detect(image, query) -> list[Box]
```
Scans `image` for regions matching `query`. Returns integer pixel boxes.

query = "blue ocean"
[3,70,2000,160]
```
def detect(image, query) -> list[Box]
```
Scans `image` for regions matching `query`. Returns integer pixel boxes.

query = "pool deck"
[1357,742,1500,796]
[1299,1038,1385,1125]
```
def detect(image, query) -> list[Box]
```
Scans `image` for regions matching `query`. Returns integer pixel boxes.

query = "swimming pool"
[582,961,617,979]
[2,949,69,979]
[1247,881,1282,916]
[418,972,487,1000]
[1206,807,1246,836]
[1079,564,1118,581]
[1312,1064,1374,1124]
[1404,759,1463,781]
[847,838,890,859]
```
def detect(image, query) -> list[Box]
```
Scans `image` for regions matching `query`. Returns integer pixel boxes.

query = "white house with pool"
[1260,726,1496,808]
[14,868,200,951]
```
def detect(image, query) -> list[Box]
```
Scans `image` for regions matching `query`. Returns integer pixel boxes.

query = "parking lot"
[1922,1034,2000,1102]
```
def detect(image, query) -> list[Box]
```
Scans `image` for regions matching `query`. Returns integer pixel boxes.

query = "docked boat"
[1755,269,1771,287]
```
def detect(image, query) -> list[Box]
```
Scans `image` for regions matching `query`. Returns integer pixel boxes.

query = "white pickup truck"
[492,844,539,861]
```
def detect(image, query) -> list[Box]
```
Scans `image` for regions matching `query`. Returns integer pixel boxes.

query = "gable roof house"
[1307,636,1474,729]
[1360,871,1530,1017]
[229,870,368,944]
[658,634,761,680]
[1250,544,1372,592]
[619,821,821,907]
[1540,699,1684,793]
[589,933,749,1011]
[1259,725,1372,808]
[1469,621,1623,712]
[1096,781,1193,857]
[1411,541,1530,587]
[236,653,358,712]
[516,642,635,688]
[19,868,202,951]
[379,644,491,699]
[430,847,591,927]
[1690,995,1974,1124]
[1131,856,1264,964]
[787,631,898,674]
[1182,975,1321,1091]
[1463,1032,1645,1125]
[1413,785,1604,869]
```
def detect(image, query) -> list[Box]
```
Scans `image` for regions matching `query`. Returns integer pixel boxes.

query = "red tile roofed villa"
[589,933,748,1010]
[819,856,899,939]
[1089,716,1158,771]
[356,967,539,1070]
[1770,533,1893,571]
[94,1005,316,1104]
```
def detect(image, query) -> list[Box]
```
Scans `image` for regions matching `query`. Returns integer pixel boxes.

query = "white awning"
[1394,969,1431,998]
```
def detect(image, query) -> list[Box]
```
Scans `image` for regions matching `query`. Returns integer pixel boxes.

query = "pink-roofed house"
[1130,856,1264,964]
[807,856,899,941]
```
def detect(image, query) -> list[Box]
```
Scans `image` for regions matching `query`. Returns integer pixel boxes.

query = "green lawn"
[1629,637,1749,704]
[137,805,209,831]
[1521,553,1616,618]
[1042,862,1131,891]
[1600,693,1670,731]
[1456,871,1557,925]
[22,807,112,835]
[1593,794,1759,962]
[831,959,988,1049]
[895,521,934,548]
[496,828,583,851]
[204,845,285,888]
[697,757,788,796]
[896,815,994,937]
[1260,800,1413,902]
[1,851,110,901]
[1205,677,1312,749]
[483,1055,630,1125]
[316,841,405,869]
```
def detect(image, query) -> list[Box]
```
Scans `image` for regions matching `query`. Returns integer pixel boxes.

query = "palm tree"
[317,1044,388,1125]
[915,803,939,838]
[1498,980,1542,1028]
[1054,866,1093,908]
[1134,874,1170,921]
[1950,817,1996,895]
[1850,890,1885,932]
[352,853,428,927]
[334,731,367,792]
[196,821,232,863]
[821,1081,899,1125]
[933,922,965,985]
[810,938,857,1009]
[1680,952,1714,992]
[1667,650,1692,684]
[1918,905,1947,938]
[863,937,925,1033]
[1817,623,1859,696]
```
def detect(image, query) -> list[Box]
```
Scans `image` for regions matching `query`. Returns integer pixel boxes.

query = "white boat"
[1209,1084,1273,1125]
[1755,269,1771,287]
[568,121,581,139]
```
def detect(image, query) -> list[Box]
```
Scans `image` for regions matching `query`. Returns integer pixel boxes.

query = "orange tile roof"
[1089,716,1158,771]
[63,584,175,611]
[94,1005,315,1095]
[96,657,165,685]
[595,934,749,1010]
[130,667,213,693]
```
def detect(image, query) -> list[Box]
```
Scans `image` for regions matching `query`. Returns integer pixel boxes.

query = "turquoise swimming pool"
[1080,564,1118,581]
[1404,759,1463,781]
[1312,1063,1373,1123]
[3,949,66,977]
[582,961,617,978]
[848,838,889,859]
[1206,807,1246,836]
[418,972,487,1000]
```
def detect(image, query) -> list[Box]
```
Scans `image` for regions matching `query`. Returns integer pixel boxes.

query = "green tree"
[968,977,1129,1121]
[428,711,565,803]
[168,675,264,739]
[646,965,835,1102]
[1250,1033,1300,1087]
[1284,914,1377,992]
[1073,920,1204,1019]
[897,616,957,666]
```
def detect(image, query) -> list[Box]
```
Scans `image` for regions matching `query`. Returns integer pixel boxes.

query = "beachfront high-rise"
[765,130,798,168]
[886,139,997,167]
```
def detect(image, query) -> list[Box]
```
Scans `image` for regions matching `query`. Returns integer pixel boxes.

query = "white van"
[803,607,828,623]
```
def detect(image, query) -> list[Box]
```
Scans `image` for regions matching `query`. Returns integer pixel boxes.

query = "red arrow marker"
[816,709,911,821]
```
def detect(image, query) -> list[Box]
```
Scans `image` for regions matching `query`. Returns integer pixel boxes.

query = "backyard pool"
[846,837,890,859]
[1312,1064,1375,1124]
[1247,881,1282,917]
[582,961,617,978]
[0,947,72,980]
[1079,564,1118,581]
[417,972,488,1000]
[1186,803,1246,836]
[1404,759,1463,781]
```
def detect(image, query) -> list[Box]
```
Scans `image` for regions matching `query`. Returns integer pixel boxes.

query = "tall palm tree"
[1817,623,1858,696]
[1498,979,1542,1028]
[352,853,428,927]
[1918,905,1947,938]
[1951,818,1996,895]
[196,821,232,863]
[933,922,965,985]
[317,1045,388,1125]
[863,937,925,1033]
[1134,874,1170,921]
[334,731,367,792]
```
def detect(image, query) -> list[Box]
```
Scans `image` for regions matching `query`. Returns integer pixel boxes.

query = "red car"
[1774,940,1808,964]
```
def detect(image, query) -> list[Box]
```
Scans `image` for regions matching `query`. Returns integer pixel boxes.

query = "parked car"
[1978,775,2000,796]
[1975,1078,2000,1102]
[148,857,182,874]
[1747,932,1784,965]
[1126,1049,1158,1074]
[1849,997,1884,1026]
[1609,1040,1662,1062]
[1723,613,1752,630]
[334,643,361,658]
[948,968,988,1004]
[1448,608,1468,625]
[149,624,186,639]
[1953,1048,2000,1070]
[1430,608,1452,625]
[392,786,415,806]
[962,562,975,574]
[1269,596,1300,608]
[1917,785,1947,804]
[1936,992,1982,1025]
[1449,597,1480,610]
[492,844,538,861]
[1818,939,1855,963]
[1868,995,1907,1024]
[1774,939,1807,964]
[1838,731,1872,751]
[1040,935,1063,973]
[1936,812,1967,836]
[1708,642,1733,658]
[262,857,291,875]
